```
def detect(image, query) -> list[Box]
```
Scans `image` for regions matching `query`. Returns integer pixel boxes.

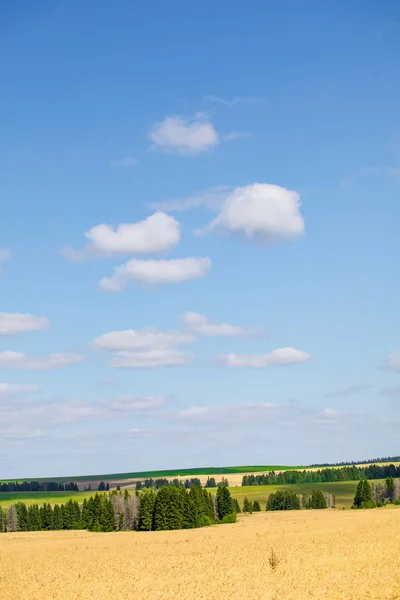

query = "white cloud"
[204,95,263,107]
[149,113,219,154]
[170,401,343,427]
[219,347,311,368]
[62,212,180,261]
[111,156,140,167]
[92,329,195,351]
[0,383,41,397]
[0,313,50,336]
[93,331,194,368]
[181,311,252,337]
[93,327,195,369]
[387,351,400,371]
[198,183,305,241]
[109,349,193,368]
[0,351,84,370]
[110,396,166,411]
[99,256,211,291]
[151,185,231,213]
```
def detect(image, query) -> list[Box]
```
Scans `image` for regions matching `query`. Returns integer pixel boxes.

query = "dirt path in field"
[1,507,400,599]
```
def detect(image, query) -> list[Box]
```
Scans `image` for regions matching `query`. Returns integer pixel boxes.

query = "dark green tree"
[215,484,234,520]
[353,479,374,508]
[309,489,327,509]
[243,497,253,513]
[53,504,63,530]
[232,498,241,513]
[137,488,156,531]
[253,500,261,512]
[386,477,395,503]
[28,504,42,531]
[15,502,29,531]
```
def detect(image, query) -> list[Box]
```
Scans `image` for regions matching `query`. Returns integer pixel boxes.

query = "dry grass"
[1,508,400,600]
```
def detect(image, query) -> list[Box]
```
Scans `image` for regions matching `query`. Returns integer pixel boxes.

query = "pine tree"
[0,508,5,532]
[243,497,253,513]
[15,502,29,531]
[232,498,241,513]
[253,500,261,512]
[309,489,327,509]
[99,497,114,532]
[53,505,63,530]
[215,484,234,520]
[353,479,374,508]
[386,477,395,503]
[137,488,156,531]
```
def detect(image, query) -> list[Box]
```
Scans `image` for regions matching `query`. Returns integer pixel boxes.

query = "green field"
[230,481,363,509]
[0,481,361,509]
[0,464,298,484]
[0,491,95,508]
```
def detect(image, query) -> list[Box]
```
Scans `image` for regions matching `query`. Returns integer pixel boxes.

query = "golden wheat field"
[1,508,400,600]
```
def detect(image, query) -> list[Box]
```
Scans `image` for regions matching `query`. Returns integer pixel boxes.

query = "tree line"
[310,455,400,467]
[242,464,400,486]
[353,477,400,509]
[0,481,79,492]
[135,476,227,490]
[0,484,239,533]
[265,489,335,511]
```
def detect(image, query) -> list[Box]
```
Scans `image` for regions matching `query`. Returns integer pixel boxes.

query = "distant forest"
[309,456,400,467]
[0,481,79,493]
[242,464,400,486]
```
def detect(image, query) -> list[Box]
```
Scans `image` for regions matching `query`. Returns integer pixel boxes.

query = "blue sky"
[1,1,400,478]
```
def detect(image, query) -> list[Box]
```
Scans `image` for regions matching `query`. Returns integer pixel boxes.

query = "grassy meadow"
[0,490,95,508]
[0,480,366,509]
[231,481,361,509]
[2,508,400,600]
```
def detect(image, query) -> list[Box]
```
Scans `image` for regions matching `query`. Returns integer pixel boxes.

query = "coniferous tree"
[232,498,241,513]
[253,500,261,512]
[215,484,234,520]
[266,490,301,511]
[205,477,216,488]
[28,504,42,530]
[15,502,29,531]
[309,489,327,509]
[0,508,5,532]
[386,477,395,503]
[243,497,253,513]
[53,505,63,530]
[137,488,156,531]
[353,479,374,508]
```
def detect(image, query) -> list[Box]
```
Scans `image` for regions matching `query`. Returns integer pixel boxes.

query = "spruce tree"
[386,477,395,503]
[253,500,261,512]
[137,488,156,531]
[232,498,241,513]
[53,505,63,530]
[243,497,252,513]
[216,484,234,520]
[15,502,29,531]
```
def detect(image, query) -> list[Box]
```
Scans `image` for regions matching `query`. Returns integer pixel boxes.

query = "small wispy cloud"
[204,95,263,107]
[150,185,231,213]
[0,248,11,273]
[111,156,140,167]
[222,131,253,142]
[324,384,373,399]
[340,166,400,187]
